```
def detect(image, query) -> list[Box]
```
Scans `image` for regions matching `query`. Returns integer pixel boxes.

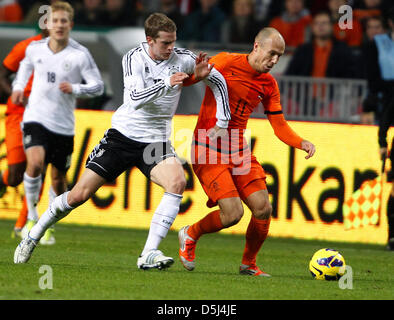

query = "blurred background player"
[11,1,104,244]
[0,27,49,240]
[178,27,315,276]
[268,0,312,49]
[13,12,230,268]
[364,7,394,250]
[360,15,386,124]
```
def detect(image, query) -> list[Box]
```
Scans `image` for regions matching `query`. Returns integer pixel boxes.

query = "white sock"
[141,192,182,256]
[29,192,74,240]
[49,186,57,205]
[47,186,58,230]
[23,173,42,221]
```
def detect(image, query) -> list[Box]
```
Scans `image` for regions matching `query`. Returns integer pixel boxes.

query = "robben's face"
[147,31,176,61]
[48,10,73,42]
[252,37,285,73]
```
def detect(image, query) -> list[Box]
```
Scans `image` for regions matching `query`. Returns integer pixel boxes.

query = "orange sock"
[14,196,28,229]
[1,169,8,186]
[188,210,224,241]
[242,216,271,266]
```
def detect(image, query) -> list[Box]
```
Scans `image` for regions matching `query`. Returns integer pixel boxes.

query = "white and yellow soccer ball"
[309,248,346,280]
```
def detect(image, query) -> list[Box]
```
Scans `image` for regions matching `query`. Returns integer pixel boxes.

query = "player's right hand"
[11,90,24,105]
[194,52,214,81]
[170,72,189,87]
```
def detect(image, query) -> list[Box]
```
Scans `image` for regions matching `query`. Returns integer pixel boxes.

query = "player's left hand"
[207,125,228,141]
[194,52,214,81]
[301,140,316,159]
[59,82,73,94]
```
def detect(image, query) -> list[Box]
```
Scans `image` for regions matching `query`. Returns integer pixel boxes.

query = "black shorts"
[22,122,74,173]
[85,128,178,182]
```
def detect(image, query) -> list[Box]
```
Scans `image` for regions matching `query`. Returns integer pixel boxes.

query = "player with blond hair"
[11,1,103,244]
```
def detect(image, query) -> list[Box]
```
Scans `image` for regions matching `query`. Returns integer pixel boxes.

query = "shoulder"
[210,51,233,63]
[68,38,92,57]
[124,45,143,59]
[173,47,197,61]
[374,33,391,44]
[122,45,143,65]
[25,38,46,51]
[17,34,42,50]
[294,42,313,53]
[332,40,351,53]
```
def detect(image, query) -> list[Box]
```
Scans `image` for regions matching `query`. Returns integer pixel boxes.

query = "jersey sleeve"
[263,77,303,149]
[122,51,175,111]
[175,48,197,75]
[202,67,231,128]
[262,77,283,115]
[71,49,104,97]
[12,44,34,92]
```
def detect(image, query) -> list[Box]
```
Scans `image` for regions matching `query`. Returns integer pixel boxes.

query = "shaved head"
[255,27,285,46]
[248,27,285,73]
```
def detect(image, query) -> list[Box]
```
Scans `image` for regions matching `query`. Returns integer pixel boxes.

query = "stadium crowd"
[0,0,393,121]
[0,0,392,46]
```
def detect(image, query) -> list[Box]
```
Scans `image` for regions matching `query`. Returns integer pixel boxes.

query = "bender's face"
[147,31,177,61]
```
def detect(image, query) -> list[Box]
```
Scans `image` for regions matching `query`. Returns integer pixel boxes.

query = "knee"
[26,161,44,177]
[51,176,67,194]
[7,173,23,187]
[165,175,186,194]
[223,204,244,227]
[253,202,272,220]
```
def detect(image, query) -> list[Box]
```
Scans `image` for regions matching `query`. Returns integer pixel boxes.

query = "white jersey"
[111,42,230,143]
[13,37,104,136]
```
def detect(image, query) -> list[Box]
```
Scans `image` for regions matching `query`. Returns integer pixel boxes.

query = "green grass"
[0,219,393,300]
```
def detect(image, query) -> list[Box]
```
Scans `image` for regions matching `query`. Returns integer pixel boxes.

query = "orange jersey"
[193,52,303,164]
[3,34,43,114]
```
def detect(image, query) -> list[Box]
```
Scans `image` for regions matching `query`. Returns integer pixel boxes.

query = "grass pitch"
[0,219,393,300]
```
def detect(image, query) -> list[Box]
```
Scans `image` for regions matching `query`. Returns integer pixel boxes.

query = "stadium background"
[0,0,393,245]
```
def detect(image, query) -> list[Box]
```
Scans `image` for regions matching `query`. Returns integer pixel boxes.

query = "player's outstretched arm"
[12,48,33,101]
[267,113,315,159]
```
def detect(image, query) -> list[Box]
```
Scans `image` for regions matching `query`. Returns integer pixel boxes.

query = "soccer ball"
[309,248,346,280]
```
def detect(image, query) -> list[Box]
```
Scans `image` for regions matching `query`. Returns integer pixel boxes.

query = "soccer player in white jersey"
[14,12,230,269]
[11,1,104,244]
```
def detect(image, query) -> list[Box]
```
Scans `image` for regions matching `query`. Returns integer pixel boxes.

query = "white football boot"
[137,249,174,270]
[14,234,38,264]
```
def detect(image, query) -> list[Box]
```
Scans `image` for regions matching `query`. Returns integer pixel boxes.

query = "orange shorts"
[5,112,26,165]
[192,154,267,208]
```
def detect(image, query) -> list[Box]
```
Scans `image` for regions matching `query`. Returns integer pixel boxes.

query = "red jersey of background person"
[2,34,43,114]
[193,52,283,154]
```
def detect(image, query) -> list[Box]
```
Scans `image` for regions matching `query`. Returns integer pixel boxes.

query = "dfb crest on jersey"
[62,60,72,71]
[168,66,179,75]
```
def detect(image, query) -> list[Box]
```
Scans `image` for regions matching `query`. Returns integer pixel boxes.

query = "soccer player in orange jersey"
[0,29,48,238]
[178,27,316,276]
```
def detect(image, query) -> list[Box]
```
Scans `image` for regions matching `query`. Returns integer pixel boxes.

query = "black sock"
[388,195,394,240]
